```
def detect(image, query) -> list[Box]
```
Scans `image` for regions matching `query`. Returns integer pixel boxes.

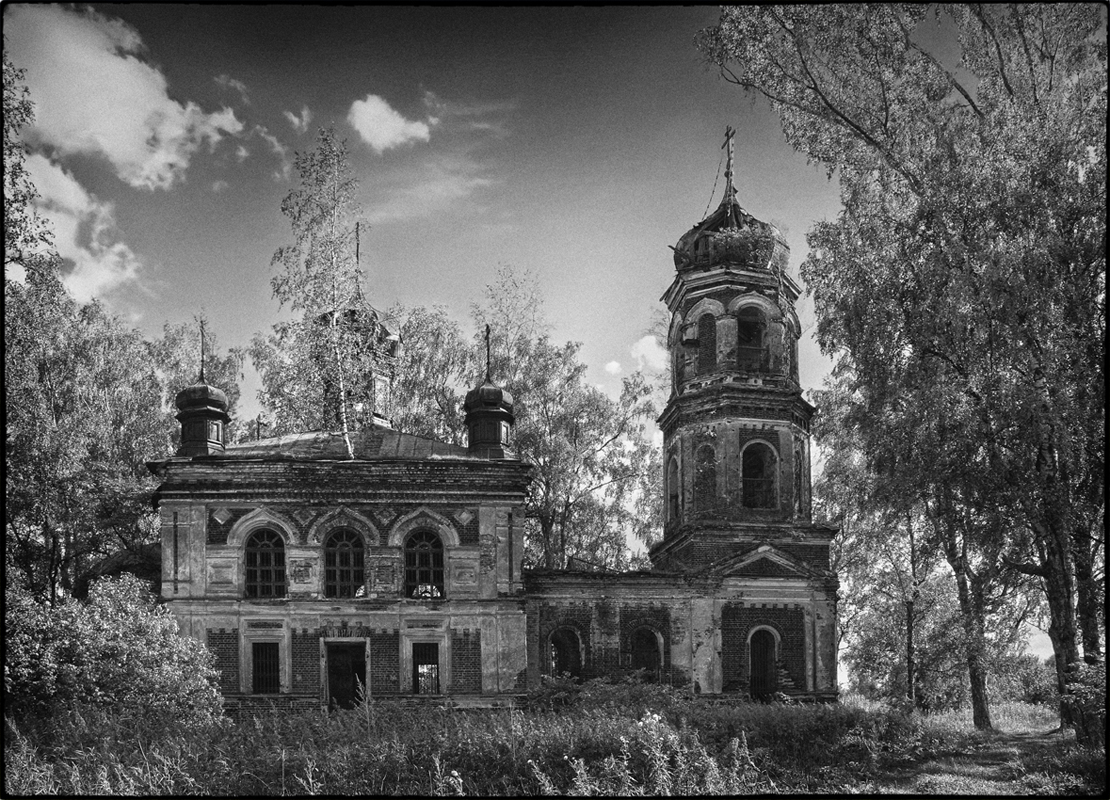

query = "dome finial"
[198,317,207,383]
[484,324,492,382]
[722,125,736,200]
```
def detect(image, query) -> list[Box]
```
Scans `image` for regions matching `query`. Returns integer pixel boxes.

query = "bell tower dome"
[651,128,816,571]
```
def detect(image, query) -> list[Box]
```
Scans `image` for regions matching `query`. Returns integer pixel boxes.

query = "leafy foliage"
[701,3,1106,733]
[4,574,222,726]
[390,267,662,570]
[250,127,397,449]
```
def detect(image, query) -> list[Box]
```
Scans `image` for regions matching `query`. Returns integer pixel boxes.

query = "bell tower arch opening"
[741,441,779,510]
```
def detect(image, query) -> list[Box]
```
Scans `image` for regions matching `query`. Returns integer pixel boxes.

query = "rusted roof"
[217,425,474,461]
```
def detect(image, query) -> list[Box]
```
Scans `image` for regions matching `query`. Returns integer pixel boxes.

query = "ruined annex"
[147,143,839,712]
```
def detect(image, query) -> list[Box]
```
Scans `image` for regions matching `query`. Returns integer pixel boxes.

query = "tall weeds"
[4,684,1104,796]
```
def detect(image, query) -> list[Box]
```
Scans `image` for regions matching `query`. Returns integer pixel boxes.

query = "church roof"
[212,424,475,461]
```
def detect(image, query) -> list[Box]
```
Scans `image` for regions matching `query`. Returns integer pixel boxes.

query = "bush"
[4,574,222,728]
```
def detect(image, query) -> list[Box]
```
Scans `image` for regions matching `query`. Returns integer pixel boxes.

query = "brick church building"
[147,138,839,712]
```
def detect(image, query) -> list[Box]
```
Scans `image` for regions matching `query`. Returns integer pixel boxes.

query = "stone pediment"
[709,543,819,579]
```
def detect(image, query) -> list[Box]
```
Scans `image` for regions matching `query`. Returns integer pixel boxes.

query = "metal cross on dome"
[198,318,207,383]
[484,324,492,382]
[722,125,736,198]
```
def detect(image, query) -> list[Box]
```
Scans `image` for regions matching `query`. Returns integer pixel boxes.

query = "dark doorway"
[549,628,582,679]
[630,628,661,682]
[749,629,777,700]
[326,643,366,710]
[412,642,440,694]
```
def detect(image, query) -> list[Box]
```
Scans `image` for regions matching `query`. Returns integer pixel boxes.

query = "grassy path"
[867,728,1077,795]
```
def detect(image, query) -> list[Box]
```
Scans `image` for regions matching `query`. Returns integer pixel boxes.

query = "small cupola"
[173,321,230,457]
[463,325,515,459]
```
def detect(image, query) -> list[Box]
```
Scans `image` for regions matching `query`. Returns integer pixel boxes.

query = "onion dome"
[464,380,514,415]
[671,188,788,273]
[463,379,515,460]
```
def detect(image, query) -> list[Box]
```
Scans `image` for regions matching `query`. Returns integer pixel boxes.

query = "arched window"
[324,528,365,598]
[404,531,444,599]
[749,629,777,700]
[549,627,582,680]
[630,627,662,682]
[666,457,680,521]
[245,528,285,598]
[736,307,767,371]
[697,314,717,373]
[694,444,717,514]
[742,442,778,509]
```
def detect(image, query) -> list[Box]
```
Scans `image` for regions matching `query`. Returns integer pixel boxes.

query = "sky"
[4,3,846,419]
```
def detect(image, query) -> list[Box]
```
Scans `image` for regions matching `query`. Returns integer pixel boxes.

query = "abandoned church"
[147,140,839,712]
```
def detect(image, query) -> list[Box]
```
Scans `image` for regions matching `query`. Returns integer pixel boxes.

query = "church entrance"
[326,643,366,709]
[749,629,776,700]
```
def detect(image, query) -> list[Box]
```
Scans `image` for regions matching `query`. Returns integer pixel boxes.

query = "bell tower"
[650,128,816,570]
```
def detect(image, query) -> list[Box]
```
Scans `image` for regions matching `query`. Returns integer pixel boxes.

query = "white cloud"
[6,5,244,191]
[214,74,250,105]
[347,94,431,154]
[283,105,313,134]
[26,154,145,301]
[255,126,293,181]
[631,335,669,372]
[365,154,494,224]
[605,360,623,375]
[211,179,230,193]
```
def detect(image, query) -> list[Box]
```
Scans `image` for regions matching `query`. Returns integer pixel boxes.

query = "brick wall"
[207,628,240,693]
[721,604,806,693]
[369,631,399,695]
[207,508,251,544]
[292,629,320,694]
[537,603,593,676]
[450,629,482,693]
[778,543,829,572]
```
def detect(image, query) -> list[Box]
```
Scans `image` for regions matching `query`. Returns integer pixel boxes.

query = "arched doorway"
[549,628,582,680]
[749,629,777,700]
[630,627,662,682]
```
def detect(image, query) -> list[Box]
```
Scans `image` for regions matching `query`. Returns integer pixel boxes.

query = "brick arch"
[387,507,459,548]
[727,294,781,319]
[227,507,296,548]
[684,297,726,324]
[307,506,380,546]
[546,625,586,678]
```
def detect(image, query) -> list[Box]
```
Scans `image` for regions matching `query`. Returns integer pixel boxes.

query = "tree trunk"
[934,505,993,730]
[905,599,917,707]
[1073,525,1102,664]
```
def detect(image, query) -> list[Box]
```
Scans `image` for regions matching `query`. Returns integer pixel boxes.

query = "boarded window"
[412,642,440,694]
[252,642,280,694]
[697,314,717,373]
[694,445,717,514]
[742,443,777,509]
[325,528,365,598]
[245,529,285,598]
[666,457,680,521]
[404,531,445,598]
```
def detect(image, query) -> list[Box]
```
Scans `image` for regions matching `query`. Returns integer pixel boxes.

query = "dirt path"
[867,728,1074,795]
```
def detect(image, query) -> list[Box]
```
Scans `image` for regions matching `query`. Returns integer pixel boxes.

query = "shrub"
[4,574,222,728]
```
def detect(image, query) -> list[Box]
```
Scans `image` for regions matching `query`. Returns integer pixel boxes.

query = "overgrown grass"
[5,681,1105,795]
